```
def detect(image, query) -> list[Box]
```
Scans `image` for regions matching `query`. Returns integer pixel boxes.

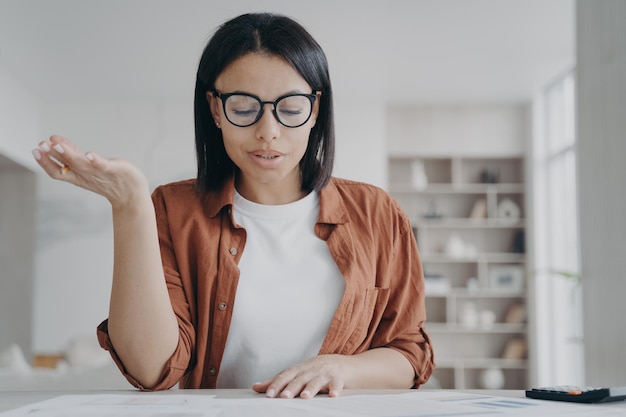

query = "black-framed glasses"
[213,91,317,128]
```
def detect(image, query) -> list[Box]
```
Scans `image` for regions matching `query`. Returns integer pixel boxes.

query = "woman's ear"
[206,91,221,128]
[310,91,322,127]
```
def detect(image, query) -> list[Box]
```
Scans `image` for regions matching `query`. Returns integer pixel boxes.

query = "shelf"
[425,288,526,298]
[435,358,528,370]
[414,218,525,228]
[426,323,526,333]
[388,155,525,186]
[389,154,529,389]
[390,183,525,194]
[421,253,526,263]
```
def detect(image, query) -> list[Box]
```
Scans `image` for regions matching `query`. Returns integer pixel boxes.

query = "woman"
[31,13,434,399]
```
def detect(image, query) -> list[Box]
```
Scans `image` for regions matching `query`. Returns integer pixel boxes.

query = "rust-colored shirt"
[97,176,435,390]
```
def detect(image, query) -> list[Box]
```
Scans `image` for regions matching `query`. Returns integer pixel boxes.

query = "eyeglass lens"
[223,94,314,128]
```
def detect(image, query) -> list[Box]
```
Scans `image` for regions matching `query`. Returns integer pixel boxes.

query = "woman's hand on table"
[252,348,414,399]
[252,354,346,399]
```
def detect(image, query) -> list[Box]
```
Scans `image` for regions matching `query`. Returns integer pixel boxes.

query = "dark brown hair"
[194,13,335,193]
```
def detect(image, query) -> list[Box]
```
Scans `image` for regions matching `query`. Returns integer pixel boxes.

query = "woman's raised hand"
[32,135,150,209]
[33,135,178,388]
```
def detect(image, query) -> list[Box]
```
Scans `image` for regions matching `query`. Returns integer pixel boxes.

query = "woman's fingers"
[327,379,344,397]
[33,135,151,208]
[32,141,70,179]
[33,136,93,182]
[252,355,346,399]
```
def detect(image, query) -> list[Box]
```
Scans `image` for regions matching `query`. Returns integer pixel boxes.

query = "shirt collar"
[203,175,236,218]
[318,178,349,225]
[203,175,349,226]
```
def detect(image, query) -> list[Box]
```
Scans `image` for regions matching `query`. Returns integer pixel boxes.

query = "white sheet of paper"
[2,391,626,417]
[0,394,220,417]
[275,391,626,417]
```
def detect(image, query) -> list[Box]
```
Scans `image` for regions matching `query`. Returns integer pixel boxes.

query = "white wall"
[386,104,528,156]
[0,66,39,356]
[386,104,527,157]
[0,66,40,171]
[334,94,387,188]
[577,0,626,386]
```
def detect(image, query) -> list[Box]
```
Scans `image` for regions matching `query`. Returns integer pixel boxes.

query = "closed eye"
[278,108,303,116]
[232,109,258,116]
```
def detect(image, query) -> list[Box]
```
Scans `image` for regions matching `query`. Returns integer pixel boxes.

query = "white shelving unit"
[389,155,528,390]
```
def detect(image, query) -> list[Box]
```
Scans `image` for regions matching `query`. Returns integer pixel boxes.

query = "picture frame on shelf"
[489,265,524,291]
[469,198,487,219]
[501,337,528,360]
[423,273,451,295]
[504,302,526,324]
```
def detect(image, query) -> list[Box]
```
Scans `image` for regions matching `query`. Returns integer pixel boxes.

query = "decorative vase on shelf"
[480,367,506,390]
[444,233,466,259]
[410,159,428,190]
[497,198,521,225]
[459,301,479,328]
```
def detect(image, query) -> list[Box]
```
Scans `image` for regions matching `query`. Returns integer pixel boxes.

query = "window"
[532,70,583,386]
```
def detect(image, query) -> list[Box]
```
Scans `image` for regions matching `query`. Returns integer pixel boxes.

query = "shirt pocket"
[341,287,390,353]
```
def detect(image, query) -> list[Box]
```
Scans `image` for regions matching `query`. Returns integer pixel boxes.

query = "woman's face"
[209,53,319,204]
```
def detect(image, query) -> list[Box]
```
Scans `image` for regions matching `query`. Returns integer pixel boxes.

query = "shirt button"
[208,367,217,376]
[218,302,227,311]
[229,247,237,256]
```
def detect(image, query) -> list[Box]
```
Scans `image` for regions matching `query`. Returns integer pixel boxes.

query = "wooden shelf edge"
[425,323,527,333]
[390,183,525,194]
[425,289,526,298]
[421,254,526,263]
[413,218,525,228]
[434,358,528,369]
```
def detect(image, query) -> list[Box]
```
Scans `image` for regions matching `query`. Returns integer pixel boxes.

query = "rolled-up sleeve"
[373,204,435,387]
[96,186,197,391]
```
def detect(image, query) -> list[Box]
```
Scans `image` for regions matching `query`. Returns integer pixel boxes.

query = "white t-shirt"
[216,190,345,388]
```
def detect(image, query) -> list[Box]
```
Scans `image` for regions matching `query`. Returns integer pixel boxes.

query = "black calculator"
[526,386,626,403]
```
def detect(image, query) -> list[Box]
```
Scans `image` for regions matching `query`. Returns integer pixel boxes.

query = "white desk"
[2,389,626,415]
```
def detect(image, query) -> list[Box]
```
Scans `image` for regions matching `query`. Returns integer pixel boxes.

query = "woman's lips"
[250,151,284,166]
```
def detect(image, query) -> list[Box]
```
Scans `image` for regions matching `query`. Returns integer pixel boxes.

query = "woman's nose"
[255,105,280,142]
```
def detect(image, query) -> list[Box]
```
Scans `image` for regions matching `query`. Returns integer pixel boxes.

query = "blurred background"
[1,0,624,392]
